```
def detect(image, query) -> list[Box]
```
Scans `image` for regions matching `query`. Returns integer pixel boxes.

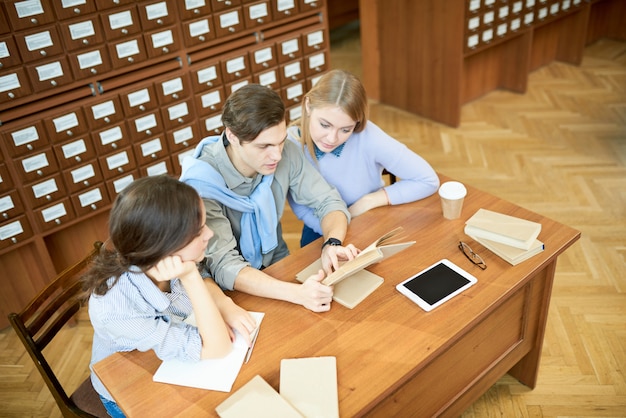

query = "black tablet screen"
[401,262,471,305]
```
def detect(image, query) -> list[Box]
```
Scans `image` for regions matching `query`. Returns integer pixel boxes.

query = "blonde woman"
[288,69,440,246]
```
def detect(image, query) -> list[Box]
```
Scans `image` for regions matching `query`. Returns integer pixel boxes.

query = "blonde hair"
[291,69,368,160]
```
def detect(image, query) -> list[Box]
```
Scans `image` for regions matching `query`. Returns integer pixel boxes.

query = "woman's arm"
[148,256,233,359]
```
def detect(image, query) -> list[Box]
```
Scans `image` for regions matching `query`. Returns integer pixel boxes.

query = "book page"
[153,312,264,392]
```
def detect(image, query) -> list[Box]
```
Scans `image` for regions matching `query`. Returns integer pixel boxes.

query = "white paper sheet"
[152,311,264,392]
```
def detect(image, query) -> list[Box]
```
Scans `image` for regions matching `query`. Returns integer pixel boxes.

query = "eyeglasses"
[458,241,487,270]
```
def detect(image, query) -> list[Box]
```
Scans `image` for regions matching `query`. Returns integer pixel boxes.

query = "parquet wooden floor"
[1,22,625,418]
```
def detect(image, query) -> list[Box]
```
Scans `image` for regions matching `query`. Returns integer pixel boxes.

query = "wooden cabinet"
[360,0,625,128]
[0,0,330,328]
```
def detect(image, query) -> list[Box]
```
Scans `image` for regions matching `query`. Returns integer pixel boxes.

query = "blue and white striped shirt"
[88,267,202,401]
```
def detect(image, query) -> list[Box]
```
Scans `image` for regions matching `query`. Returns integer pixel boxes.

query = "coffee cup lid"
[438,181,467,200]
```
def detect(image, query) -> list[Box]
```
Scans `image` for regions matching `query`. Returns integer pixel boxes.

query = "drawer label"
[53,112,79,133]
[0,220,24,240]
[11,126,39,147]
[15,0,44,19]
[25,31,53,52]
[69,20,95,40]
[62,139,87,159]
[32,178,59,198]
[42,202,67,222]
[78,50,103,69]
[36,61,64,81]
[79,188,103,207]
[22,153,49,173]
[71,164,96,183]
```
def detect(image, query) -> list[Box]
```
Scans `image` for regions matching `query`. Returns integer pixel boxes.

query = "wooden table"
[94,179,580,417]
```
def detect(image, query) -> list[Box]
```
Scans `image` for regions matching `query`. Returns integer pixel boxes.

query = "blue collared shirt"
[88,268,202,401]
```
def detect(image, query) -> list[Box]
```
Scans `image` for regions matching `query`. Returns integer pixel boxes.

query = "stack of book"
[464,208,544,266]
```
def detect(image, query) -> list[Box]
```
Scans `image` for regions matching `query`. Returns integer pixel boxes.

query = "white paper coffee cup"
[438,181,467,220]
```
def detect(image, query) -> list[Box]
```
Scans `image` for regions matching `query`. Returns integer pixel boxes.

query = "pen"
[244,326,260,364]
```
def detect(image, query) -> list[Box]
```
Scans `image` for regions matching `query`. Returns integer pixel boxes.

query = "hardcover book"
[296,227,414,308]
[215,375,303,418]
[470,235,545,266]
[280,357,339,418]
[464,208,542,250]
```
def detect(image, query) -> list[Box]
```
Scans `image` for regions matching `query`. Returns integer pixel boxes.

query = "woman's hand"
[147,255,198,283]
[218,298,257,346]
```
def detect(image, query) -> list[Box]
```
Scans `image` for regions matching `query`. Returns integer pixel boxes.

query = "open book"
[464,208,542,250]
[296,227,415,308]
[323,227,415,286]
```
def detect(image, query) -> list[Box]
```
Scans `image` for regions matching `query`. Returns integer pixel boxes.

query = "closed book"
[280,357,339,418]
[471,235,544,265]
[216,375,303,418]
[464,208,541,250]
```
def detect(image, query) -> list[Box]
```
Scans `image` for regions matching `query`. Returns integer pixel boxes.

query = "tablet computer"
[396,259,478,312]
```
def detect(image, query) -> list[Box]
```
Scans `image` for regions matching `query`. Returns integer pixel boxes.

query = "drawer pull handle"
[90,204,97,210]
[55,218,61,224]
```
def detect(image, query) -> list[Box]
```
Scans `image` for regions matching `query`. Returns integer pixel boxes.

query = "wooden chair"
[8,241,108,418]
[383,169,397,184]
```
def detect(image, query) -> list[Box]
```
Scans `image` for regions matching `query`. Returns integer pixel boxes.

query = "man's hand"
[321,243,359,276]
[299,269,334,312]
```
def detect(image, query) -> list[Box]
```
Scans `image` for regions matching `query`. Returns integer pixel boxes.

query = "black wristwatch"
[322,237,342,250]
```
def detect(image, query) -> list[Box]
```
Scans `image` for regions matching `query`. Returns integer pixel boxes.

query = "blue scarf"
[179,137,278,268]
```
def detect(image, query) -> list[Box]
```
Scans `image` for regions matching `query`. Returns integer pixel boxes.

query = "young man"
[180,84,358,312]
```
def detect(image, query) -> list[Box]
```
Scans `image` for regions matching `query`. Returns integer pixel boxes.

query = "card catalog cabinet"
[0,0,330,328]
[361,0,625,127]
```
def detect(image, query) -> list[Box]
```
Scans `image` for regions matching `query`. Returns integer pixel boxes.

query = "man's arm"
[233,266,333,312]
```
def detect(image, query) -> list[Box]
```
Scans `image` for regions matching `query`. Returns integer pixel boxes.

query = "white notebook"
[152,312,264,392]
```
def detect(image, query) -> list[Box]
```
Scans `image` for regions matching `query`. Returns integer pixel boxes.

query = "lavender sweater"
[287,121,440,234]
